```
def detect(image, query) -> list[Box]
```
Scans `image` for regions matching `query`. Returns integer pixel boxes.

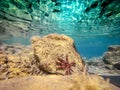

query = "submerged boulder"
[31,34,84,75]
[0,34,84,80]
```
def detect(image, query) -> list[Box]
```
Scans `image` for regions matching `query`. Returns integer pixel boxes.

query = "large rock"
[0,34,84,80]
[103,45,120,70]
[31,34,84,75]
[0,74,114,90]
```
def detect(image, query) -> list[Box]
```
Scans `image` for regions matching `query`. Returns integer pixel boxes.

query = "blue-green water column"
[0,0,120,59]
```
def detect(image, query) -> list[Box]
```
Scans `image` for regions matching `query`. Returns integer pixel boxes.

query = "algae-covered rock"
[31,34,84,75]
[0,34,85,80]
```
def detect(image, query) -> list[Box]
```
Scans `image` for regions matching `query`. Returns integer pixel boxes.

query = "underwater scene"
[0,0,120,90]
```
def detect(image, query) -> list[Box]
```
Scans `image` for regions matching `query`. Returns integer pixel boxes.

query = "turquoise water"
[0,0,120,59]
[1,27,120,59]
[74,35,120,59]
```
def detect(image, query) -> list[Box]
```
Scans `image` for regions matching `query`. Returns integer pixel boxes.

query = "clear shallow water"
[74,35,120,59]
[0,18,120,59]
[0,0,120,59]
[1,27,120,59]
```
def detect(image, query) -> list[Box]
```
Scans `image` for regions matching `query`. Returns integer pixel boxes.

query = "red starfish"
[56,55,75,75]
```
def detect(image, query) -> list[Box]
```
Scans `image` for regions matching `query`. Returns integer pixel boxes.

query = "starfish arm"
[57,66,66,70]
[66,54,69,63]
[65,70,69,75]
[65,68,72,75]
[56,61,66,66]
[56,55,76,75]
